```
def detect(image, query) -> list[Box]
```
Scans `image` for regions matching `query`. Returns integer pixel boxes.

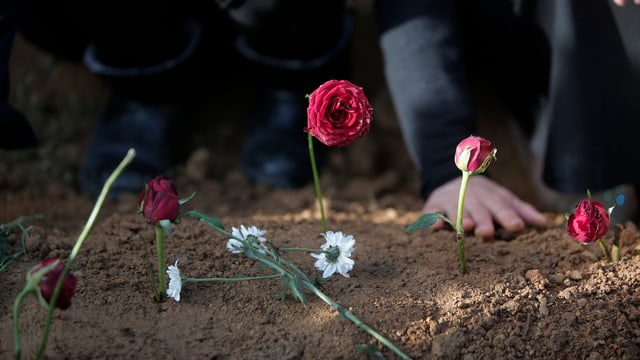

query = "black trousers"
[535,0,640,194]
[16,0,347,101]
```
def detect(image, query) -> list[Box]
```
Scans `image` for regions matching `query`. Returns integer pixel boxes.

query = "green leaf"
[179,210,224,230]
[178,192,197,205]
[242,243,256,258]
[277,278,288,302]
[404,212,446,233]
[0,215,42,272]
[257,261,270,272]
[337,306,347,323]
[158,219,172,236]
[355,344,385,359]
[289,276,307,305]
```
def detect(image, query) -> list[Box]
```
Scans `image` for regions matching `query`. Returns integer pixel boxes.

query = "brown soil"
[2,15,640,360]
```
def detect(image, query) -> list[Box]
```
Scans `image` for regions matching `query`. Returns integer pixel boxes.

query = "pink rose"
[305,79,373,147]
[30,258,78,310]
[138,176,180,225]
[567,199,610,243]
[454,135,497,174]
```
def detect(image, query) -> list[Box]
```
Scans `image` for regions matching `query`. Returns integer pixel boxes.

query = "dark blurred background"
[2,0,536,206]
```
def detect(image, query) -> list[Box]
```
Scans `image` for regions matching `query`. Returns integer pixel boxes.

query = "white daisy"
[311,231,355,278]
[226,225,268,254]
[166,260,182,302]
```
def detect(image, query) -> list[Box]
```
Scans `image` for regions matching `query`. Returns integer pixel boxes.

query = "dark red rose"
[567,199,610,243]
[30,258,77,310]
[305,79,373,147]
[138,176,180,225]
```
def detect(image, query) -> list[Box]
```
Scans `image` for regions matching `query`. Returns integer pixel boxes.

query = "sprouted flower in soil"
[405,135,497,274]
[13,148,136,360]
[566,191,619,262]
[304,79,373,233]
[137,175,195,302]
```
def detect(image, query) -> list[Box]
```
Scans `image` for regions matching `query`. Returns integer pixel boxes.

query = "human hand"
[422,175,548,239]
[612,0,640,6]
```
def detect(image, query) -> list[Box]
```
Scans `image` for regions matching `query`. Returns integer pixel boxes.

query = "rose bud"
[138,176,180,225]
[30,258,78,310]
[454,135,497,174]
[305,79,373,147]
[567,198,611,243]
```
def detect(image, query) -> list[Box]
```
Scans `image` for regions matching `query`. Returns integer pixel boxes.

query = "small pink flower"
[567,199,610,243]
[138,176,180,225]
[30,258,77,310]
[305,79,373,147]
[454,135,497,174]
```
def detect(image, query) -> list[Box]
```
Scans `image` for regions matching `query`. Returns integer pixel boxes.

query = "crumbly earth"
[2,24,640,360]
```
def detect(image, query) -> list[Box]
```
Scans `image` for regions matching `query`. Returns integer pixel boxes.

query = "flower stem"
[68,148,135,261]
[186,274,283,283]
[188,210,411,358]
[278,247,322,253]
[612,244,621,263]
[34,149,135,360]
[13,287,34,360]
[302,278,411,360]
[456,171,471,275]
[155,225,167,302]
[308,132,327,233]
[1,214,44,229]
[612,245,620,262]
[598,239,612,263]
[612,224,622,263]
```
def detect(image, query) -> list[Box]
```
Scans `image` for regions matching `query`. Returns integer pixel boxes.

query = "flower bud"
[454,135,497,174]
[30,258,77,310]
[138,176,180,225]
[567,199,610,243]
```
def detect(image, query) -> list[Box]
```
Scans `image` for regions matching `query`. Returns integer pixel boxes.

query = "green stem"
[13,287,33,360]
[278,247,321,253]
[612,224,622,263]
[2,214,44,230]
[184,212,291,274]
[281,259,410,358]
[187,211,410,358]
[598,239,612,263]
[186,274,283,283]
[68,148,136,261]
[155,226,166,302]
[302,278,411,360]
[253,253,296,279]
[456,171,471,275]
[612,244,621,263]
[308,133,327,233]
[34,149,135,360]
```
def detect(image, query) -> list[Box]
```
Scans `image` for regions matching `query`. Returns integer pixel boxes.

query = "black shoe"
[241,88,325,189]
[0,104,38,150]
[79,96,181,198]
[0,23,38,150]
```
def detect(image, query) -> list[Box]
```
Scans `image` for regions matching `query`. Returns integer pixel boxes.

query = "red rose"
[454,135,497,174]
[567,199,610,243]
[138,176,180,225]
[305,79,373,147]
[30,258,77,310]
